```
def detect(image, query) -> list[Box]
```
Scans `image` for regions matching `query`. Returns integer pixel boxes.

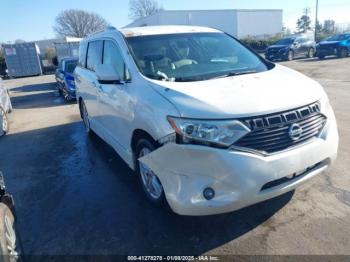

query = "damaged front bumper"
[140,117,338,216]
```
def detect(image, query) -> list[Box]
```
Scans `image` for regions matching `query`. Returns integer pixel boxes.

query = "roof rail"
[87,26,117,37]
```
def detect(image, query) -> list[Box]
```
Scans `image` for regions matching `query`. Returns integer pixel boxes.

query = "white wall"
[125,9,282,38]
[158,10,237,36]
[236,10,283,38]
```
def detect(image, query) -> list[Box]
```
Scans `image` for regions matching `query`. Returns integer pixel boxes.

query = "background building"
[125,9,283,39]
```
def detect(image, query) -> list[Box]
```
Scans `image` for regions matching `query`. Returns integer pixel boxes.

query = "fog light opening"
[203,187,215,200]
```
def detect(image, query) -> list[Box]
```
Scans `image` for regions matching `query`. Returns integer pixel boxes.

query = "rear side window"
[103,40,129,81]
[78,41,88,67]
[86,41,103,71]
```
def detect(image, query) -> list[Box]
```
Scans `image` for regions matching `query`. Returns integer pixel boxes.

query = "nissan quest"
[74,26,338,216]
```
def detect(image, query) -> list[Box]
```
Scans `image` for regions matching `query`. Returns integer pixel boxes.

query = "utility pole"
[304,7,311,17]
[315,0,319,41]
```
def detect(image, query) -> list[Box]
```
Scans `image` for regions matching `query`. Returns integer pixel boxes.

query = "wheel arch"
[130,129,160,168]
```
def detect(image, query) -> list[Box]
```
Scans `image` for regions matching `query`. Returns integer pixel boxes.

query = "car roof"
[120,25,221,37]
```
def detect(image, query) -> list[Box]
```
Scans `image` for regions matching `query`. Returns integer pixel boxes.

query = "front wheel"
[0,203,19,261]
[135,139,167,206]
[0,107,9,137]
[62,87,72,102]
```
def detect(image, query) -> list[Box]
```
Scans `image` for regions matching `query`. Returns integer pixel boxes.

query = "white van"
[74,26,338,216]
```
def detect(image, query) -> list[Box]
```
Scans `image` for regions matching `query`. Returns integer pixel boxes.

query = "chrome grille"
[233,102,327,154]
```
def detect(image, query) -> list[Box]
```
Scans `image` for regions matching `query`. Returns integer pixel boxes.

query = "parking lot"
[0,57,349,256]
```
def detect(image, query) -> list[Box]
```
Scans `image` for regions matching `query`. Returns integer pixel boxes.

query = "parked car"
[75,26,338,216]
[316,33,350,59]
[265,36,316,61]
[55,57,78,101]
[0,171,20,261]
[0,80,12,137]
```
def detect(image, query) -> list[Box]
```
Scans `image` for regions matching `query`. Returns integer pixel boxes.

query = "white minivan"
[75,26,338,216]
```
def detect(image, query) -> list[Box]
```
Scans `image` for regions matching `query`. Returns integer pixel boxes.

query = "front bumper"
[140,110,338,216]
[266,49,288,60]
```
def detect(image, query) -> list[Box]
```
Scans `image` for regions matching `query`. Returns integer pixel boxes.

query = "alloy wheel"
[0,107,8,137]
[308,48,315,58]
[138,147,163,200]
[81,102,90,133]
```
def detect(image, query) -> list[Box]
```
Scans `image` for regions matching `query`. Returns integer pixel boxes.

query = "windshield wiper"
[211,70,258,80]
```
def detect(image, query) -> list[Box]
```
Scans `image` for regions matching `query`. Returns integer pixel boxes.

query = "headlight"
[167,116,250,147]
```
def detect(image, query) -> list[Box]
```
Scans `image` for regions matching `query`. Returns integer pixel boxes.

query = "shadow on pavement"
[297,56,350,63]
[9,82,71,109]
[0,122,294,255]
[10,83,57,93]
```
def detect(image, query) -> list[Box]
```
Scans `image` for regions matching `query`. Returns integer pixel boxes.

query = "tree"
[129,0,163,20]
[53,9,108,38]
[323,20,336,34]
[296,8,312,33]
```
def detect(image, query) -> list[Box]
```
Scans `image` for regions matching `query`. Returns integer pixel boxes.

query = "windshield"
[126,33,270,82]
[65,60,78,73]
[274,38,295,45]
[326,34,350,41]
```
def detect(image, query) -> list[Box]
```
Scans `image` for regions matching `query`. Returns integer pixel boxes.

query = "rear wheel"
[80,100,92,134]
[307,48,315,58]
[337,47,348,58]
[0,107,9,137]
[135,138,167,206]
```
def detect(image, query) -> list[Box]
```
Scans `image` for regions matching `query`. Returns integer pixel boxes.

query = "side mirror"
[95,64,121,84]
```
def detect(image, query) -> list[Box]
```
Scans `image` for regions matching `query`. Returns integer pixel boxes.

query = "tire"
[307,48,315,58]
[287,50,294,61]
[62,87,72,102]
[337,47,348,58]
[0,203,19,261]
[135,138,167,207]
[0,107,9,137]
[79,100,92,135]
[57,84,63,95]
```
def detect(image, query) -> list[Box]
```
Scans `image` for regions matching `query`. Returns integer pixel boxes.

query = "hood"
[268,45,289,49]
[147,64,326,119]
[64,72,74,80]
[319,40,340,45]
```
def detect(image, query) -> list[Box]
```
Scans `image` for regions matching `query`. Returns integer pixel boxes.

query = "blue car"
[265,35,316,61]
[316,33,350,59]
[55,58,78,101]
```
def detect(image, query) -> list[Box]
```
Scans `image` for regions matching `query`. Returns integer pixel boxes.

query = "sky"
[0,0,349,42]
